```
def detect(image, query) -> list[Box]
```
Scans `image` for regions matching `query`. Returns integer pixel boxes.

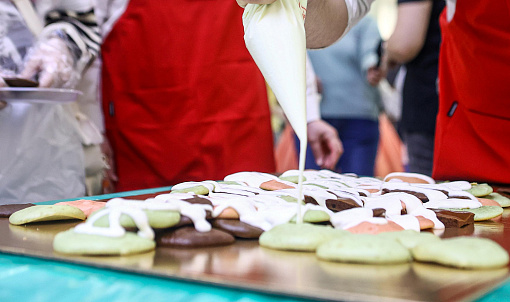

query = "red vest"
[101,0,275,191]
[433,0,510,184]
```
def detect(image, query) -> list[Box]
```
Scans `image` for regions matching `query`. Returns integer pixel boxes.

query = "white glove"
[20,37,78,88]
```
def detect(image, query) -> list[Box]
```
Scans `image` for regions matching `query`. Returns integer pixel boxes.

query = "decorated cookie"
[211,219,264,239]
[92,209,181,229]
[0,203,35,218]
[412,237,509,269]
[466,183,493,197]
[259,223,347,252]
[485,193,510,208]
[316,234,412,264]
[290,209,331,223]
[346,220,405,234]
[9,205,86,225]
[171,182,210,195]
[430,209,474,228]
[442,206,503,222]
[157,226,235,248]
[477,198,503,207]
[383,172,435,184]
[55,199,106,217]
[53,229,156,256]
[260,179,295,191]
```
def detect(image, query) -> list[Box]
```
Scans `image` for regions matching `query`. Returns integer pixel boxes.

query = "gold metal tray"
[1,194,509,302]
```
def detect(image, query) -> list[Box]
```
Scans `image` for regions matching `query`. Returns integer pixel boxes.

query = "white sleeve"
[341,0,377,39]
[305,53,321,123]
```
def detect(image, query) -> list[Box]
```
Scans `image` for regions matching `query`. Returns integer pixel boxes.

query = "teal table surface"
[0,253,307,302]
[0,252,508,302]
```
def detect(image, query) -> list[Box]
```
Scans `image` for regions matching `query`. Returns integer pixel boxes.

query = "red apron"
[433,0,510,184]
[101,0,275,191]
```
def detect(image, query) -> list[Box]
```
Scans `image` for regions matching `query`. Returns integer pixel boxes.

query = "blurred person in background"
[383,0,444,177]
[0,0,101,204]
[96,0,342,192]
[300,16,384,176]
[432,0,510,183]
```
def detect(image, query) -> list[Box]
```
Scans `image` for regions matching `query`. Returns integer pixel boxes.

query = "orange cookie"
[214,206,240,219]
[260,180,295,191]
[416,216,435,230]
[346,221,404,234]
[55,199,106,217]
[478,198,503,207]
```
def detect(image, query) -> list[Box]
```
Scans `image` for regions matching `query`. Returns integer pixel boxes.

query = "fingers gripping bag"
[243,0,308,222]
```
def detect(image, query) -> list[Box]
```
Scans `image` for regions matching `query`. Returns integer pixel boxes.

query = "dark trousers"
[295,118,379,176]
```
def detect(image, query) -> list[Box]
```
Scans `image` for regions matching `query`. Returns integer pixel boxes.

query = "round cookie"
[211,219,264,239]
[290,210,331,223]
[376,230,440,249]
[259,223,347,252]
[279,175,303,184]
[485,193,510,208]
[465,183,493,197]
[92,209,181,229]
[9,205,86,225]
[171,185,210,195]
[157,226,235,248]
[55,199,106,217]
[383,172,435,184]
[316,234,412,264]
[442,206,503,221]
[412,237,509,269]
[53,229,155,256]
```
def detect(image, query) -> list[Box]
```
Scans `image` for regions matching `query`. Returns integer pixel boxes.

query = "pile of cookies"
[4,170,510,269]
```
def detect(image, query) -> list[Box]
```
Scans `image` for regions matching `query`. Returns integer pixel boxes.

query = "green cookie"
[412,237,509,269]
[279,175,306,184]
[466,183,493,197]
[317,234,412,264]
[9,205,86,225]
[171,185,209,195]
[53,229,155,256]
[259,223,347,252]
[377,230,440,250]
[290,210,331,223]
[91,209,180,229]
[485,193,510,208]
[443,206,503,221]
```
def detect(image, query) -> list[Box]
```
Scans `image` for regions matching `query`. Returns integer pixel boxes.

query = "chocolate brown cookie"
[430,209,474,228]
[211,219,263,239]
[157,226,235,248]
[325,198,361,212]
[0,203,35,218]
[3,77,38,87]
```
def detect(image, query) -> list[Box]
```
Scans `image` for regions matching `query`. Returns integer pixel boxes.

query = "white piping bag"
[243,0,308,223]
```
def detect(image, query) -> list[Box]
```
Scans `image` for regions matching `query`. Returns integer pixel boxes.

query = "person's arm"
[357,17,384,86]
[237,0,375,49]
[385,1,432,64]
[20,1,101,88]
[305,54,343,169]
